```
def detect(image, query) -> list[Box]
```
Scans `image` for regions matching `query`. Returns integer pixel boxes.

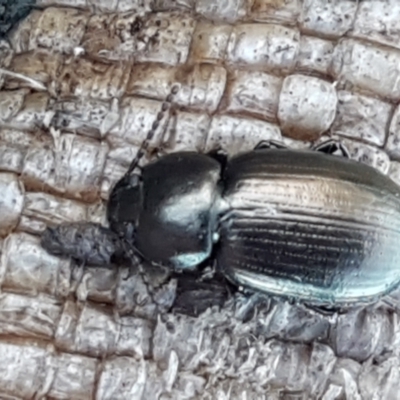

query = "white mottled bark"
[1,1,400,398]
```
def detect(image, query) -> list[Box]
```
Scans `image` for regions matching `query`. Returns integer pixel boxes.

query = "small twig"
[0,67,47,91]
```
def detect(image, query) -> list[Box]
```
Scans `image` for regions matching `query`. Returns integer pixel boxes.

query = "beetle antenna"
[125,83,181,176]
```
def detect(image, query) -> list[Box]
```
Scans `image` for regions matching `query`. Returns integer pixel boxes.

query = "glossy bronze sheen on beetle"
[106,146,400,307]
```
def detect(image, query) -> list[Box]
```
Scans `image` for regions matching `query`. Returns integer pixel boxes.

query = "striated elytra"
[42,140,400,309]
[217,147,400,307]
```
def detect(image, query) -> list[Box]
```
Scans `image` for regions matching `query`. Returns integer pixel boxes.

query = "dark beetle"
[41,86,400,312]
[41,138,400,310]
[110,141,400,306]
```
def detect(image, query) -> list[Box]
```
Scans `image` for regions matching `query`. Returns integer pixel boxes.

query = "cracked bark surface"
[1,1,400,399]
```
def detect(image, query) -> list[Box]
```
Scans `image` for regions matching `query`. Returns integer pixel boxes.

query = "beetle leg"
[312,139,350,158]
[254,140,288,150]
[303,302,345,316]
[171,271,230,317]
[207,148,228,170]
[374,294,400,312]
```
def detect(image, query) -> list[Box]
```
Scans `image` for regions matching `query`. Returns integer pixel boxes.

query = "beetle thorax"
[110,152,223,270]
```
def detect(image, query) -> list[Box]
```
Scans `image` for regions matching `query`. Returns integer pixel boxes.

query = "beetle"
[41,86,400,315]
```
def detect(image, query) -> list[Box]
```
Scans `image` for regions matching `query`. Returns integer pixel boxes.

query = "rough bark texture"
[1,1,400,399]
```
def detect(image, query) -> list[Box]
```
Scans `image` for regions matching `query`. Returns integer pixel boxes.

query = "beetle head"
[107,173,143,242]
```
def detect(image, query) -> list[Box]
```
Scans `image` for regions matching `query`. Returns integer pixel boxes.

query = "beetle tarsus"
[254,139,288,150]
[312,139,350,158]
